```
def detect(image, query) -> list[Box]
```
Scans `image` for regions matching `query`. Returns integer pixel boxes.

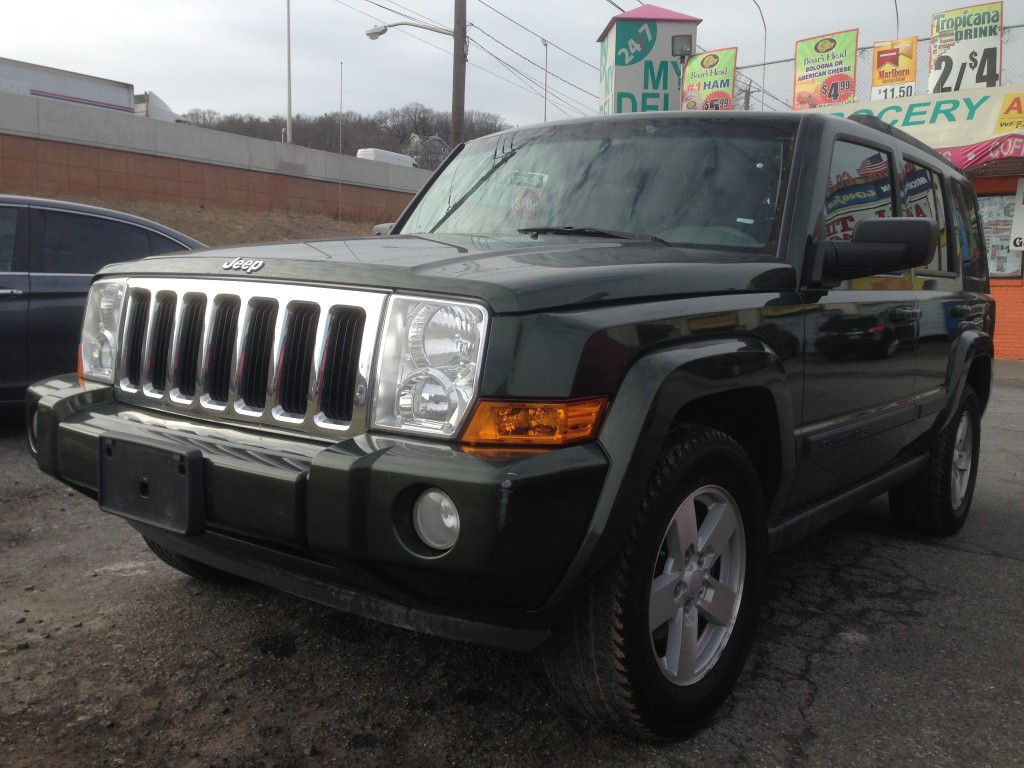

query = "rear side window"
[0,207,17,272]
[950,181,987,280]
[38,210,153,274]
[150,232,188,255]
[903,160,950,272]
[824,142,894,241]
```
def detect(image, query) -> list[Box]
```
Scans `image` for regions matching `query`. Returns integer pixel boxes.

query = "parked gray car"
[0,195,202,406]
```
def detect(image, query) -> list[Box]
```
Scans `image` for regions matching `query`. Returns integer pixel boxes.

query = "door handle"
[0,288,24,296]
[891,306,921,322]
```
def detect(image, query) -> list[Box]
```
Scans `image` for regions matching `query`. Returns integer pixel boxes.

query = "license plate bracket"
[99,433,205,535]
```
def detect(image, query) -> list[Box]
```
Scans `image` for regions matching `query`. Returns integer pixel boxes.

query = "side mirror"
[809,217,938,289]
[371,223,394,236]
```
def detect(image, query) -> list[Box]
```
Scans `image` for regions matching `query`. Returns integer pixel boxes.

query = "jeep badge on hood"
[223,256,264,274]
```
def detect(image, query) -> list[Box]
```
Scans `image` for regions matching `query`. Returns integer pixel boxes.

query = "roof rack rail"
[845,113,957,169]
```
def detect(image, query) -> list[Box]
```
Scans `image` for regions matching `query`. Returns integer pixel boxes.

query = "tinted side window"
[38,210,152,274]
[0,207,17,272]
[951,181,987,280]
[150,232,188,255]
[903,160,950,272]
[824,142,894,241]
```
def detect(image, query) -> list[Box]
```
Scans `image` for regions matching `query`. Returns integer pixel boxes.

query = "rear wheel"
[889,384,981,535]
[542,428,767,739]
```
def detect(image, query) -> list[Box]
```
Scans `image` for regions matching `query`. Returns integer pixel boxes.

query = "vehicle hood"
[108,234,796,314]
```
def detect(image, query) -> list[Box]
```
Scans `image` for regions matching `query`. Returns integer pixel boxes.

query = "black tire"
[889,383,981,536]
[143,536,238,583]
[542,427,767,739]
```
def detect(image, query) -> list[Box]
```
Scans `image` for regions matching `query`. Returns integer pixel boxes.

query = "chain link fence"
[733,24,1024,111]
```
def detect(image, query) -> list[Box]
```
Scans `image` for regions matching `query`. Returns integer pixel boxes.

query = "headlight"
[80,279,127,383]
[373,296,487,437]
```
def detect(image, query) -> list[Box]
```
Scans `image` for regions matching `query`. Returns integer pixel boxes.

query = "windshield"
[398,117,796,251]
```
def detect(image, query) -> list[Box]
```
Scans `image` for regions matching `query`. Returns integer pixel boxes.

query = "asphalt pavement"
[1,365,1023,766]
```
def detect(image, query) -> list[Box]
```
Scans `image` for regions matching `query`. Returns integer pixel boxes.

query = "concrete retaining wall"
[0,90,430,221]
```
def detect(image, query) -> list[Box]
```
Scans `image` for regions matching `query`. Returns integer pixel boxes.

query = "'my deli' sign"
[829,84,1024,169]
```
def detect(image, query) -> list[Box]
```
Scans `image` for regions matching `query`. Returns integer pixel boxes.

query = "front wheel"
[889,383,981,535]
[542,428,767,739]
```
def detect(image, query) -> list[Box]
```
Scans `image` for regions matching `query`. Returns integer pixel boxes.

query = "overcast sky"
[2,0,1021,129]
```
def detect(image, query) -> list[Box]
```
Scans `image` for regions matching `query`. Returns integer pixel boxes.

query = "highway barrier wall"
[0,90,429,222]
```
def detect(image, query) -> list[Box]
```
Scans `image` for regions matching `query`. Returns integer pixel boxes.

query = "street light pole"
[286,0,293,143]
[344,60,348,237]
[365,1,467,150]
[751,0,767,110]
[542,39,548,122]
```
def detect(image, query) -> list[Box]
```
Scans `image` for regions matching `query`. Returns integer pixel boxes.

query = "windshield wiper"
[429,135,540,234]
[518,226,670,245]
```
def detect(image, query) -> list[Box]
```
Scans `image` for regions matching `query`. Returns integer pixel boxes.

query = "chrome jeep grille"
[116,278,387,436]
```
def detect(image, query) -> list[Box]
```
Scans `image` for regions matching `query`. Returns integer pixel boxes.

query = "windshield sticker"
[511,171,547,221]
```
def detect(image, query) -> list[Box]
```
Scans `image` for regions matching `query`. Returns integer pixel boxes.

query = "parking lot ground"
[1,365,1023,766]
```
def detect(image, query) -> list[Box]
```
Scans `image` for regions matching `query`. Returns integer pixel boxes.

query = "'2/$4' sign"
[600,20,692,114]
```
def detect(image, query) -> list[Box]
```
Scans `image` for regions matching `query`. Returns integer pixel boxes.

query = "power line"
[472,43,591,119]
[471,40,589,114]
[334,0,585,120]
[374,0,445,27]
[473,0,599,71]
[361,1,600,102]
[337,0,781,116]
[359,0,425,24]
[333,0,453,56]
[471,25,598,100]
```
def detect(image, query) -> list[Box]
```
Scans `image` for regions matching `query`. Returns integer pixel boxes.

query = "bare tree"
[183,108,222,129]
[182,103,511,164]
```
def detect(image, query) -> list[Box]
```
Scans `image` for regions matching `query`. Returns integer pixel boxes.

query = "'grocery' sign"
[829,84,1024,169]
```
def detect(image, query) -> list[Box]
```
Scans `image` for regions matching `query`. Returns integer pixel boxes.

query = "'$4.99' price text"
[820,76,852,102]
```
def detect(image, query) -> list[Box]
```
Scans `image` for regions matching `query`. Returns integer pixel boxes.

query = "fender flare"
[923,329,994,439]
[947,329,993,411]
[541,337,796,614]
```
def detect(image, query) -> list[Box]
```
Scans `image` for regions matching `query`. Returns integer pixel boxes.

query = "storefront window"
[978,196,1022,278]
[823,141,894,241]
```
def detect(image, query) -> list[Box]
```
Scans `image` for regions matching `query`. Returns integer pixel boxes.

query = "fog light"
[27,406,39,455]
[413,489,460,551]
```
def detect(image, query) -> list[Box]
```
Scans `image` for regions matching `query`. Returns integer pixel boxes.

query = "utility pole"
[451,0,467,148]
[365,2,466,148]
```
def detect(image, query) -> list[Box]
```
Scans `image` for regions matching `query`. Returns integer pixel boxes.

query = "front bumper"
[27,375,609,650]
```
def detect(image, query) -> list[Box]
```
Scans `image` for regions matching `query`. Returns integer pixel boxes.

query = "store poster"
[793,29,858,109]
[978,195,1021,277]
[681,48,737,111]
[871,37,918,100]
[928,2,1003,93]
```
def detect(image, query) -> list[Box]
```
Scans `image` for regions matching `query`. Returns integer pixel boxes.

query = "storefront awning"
[828,84,1024,172]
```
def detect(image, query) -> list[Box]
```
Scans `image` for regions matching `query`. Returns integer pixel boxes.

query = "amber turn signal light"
[461,397,608,446]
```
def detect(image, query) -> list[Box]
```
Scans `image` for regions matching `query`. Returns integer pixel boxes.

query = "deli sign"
[598,7,701,115]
